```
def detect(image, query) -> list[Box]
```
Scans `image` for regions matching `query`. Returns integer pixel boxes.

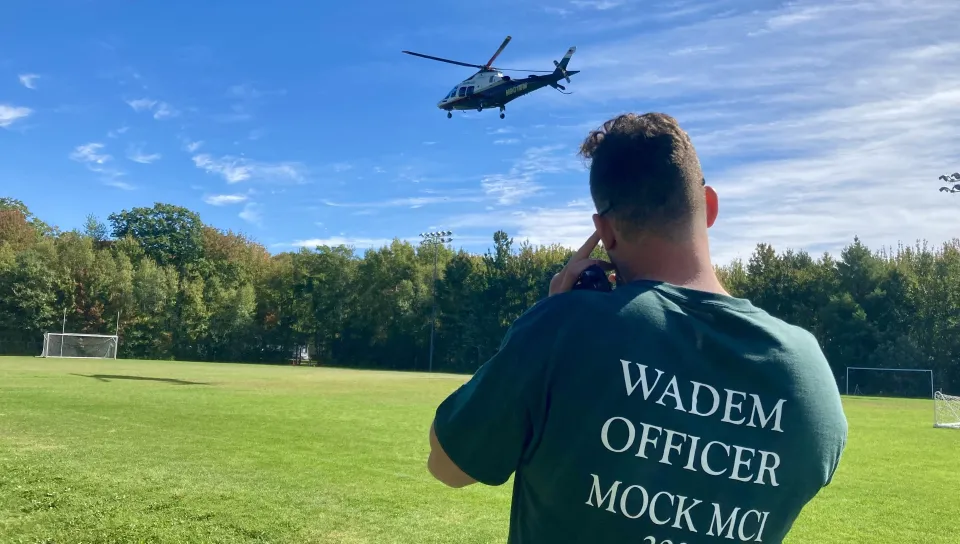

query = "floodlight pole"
[419,231,453,373]
[61,308,66,358]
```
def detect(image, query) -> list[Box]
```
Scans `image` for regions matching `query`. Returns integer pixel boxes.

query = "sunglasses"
[596,177,706,217]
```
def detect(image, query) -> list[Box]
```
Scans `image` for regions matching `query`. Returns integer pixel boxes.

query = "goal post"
[934,391,960,429]
[845,366,933,399]
[40,333,119,359]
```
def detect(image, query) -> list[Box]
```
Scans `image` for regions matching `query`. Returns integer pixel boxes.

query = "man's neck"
[614,238,729,296]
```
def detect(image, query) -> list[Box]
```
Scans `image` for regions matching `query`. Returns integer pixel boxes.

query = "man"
[426,113,848,543]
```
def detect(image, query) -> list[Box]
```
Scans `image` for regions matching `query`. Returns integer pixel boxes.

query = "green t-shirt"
[432,280,848,544]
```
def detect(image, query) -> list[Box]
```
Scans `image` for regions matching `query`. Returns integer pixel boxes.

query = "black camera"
[572,264,612,292]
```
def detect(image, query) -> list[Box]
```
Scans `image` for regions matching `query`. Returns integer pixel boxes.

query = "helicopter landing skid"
[445,106,505,119]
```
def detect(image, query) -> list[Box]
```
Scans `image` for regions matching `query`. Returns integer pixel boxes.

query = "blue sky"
[2,0,958,264]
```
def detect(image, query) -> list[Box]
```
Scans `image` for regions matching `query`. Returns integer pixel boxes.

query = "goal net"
[934,391,960,429]
[40,333,118,359]
[845,367,933,399]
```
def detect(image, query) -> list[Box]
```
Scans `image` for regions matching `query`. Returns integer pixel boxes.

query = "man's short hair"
[578,112,705,239]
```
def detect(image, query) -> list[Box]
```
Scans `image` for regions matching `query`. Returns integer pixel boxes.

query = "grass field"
[1,356,957,543]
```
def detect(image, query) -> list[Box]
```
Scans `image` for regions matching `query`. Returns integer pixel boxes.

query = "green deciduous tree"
[108,203,205,272]
[83,214,109,243]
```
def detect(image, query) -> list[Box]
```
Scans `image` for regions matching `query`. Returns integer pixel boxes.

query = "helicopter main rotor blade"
[401,51,484,69]
[484,35,512,69]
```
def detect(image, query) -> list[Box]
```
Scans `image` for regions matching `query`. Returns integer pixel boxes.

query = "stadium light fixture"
[419,231,454,372]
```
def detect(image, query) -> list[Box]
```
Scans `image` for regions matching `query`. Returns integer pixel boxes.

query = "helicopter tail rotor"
[552,46,577,83]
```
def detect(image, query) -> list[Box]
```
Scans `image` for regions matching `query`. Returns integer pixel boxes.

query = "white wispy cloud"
[126,143,161,164]
[182,139,203,152]
[321,195,483,209]
[192,153,306,184]
[543,0,731,32]
[69,142,133,189]
[104,180,135,191]
[126,98,156,112]
[669,45,727,56]
[70,143,112,166]
[288,236,407,249]
[215,83,285,124]
[238,202,263,226]
[481,145,584,205]
[212,107,252,123]
[570,0,624,10]
[448,199,596,249]
[152,102,178,119]
[543,6,571,16]
[544,0,630,17]
[0,104,32,128]
[227,83,286,100]
[107,126,129,138]
[203,193,248,206]
[755,4,833,35]
[18,74,39,90]
[474,0,960,264]
[125,98,179,119]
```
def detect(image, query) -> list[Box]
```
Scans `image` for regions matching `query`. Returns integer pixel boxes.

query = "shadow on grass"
[71,374,212,386]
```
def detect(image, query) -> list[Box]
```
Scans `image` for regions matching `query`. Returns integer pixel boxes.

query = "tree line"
[1,197,957,396]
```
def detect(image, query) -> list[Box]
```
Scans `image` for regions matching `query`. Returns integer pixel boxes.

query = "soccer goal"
[845,367,934,399]
[39,333,118,359]
[934,391,960,429]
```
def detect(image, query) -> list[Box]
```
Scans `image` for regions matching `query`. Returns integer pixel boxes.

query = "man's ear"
[593,213,616,252]
[704,186,719,228]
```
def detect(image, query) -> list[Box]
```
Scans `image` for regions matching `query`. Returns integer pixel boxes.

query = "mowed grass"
[0,357,957,543]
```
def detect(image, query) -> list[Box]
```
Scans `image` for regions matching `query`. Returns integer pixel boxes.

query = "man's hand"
[548,231,613,296]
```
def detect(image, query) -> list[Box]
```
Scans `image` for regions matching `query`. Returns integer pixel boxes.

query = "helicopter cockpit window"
[447,87,457,99]
[458,87,466,97]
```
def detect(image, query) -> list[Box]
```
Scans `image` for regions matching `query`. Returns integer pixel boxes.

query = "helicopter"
[402,36,578,119]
